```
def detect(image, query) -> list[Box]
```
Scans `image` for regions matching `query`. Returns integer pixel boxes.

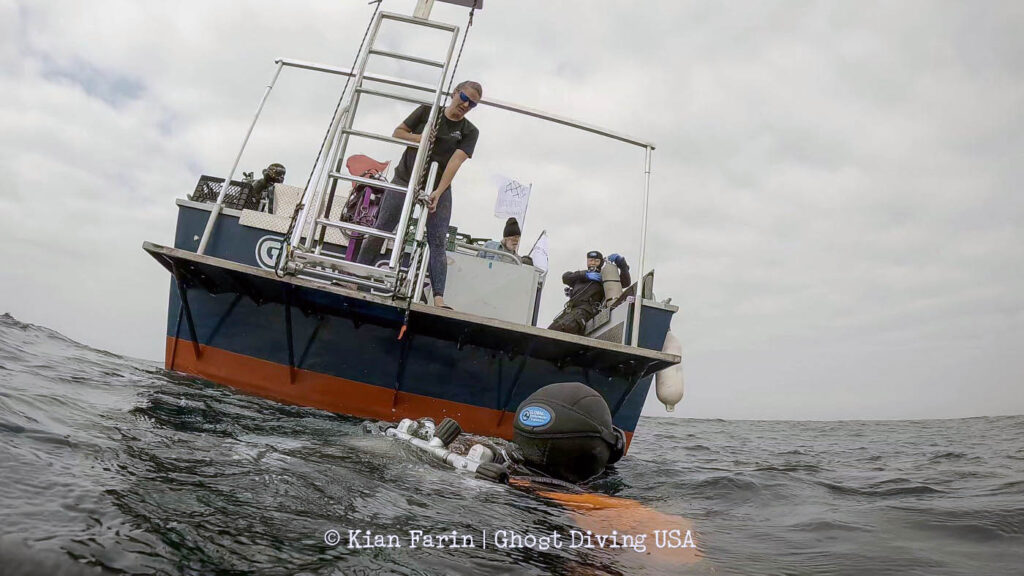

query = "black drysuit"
[548,259,631,335]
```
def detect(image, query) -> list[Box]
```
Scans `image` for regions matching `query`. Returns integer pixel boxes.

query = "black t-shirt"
[393,105,479,184]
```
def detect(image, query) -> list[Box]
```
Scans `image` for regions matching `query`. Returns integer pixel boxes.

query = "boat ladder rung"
[368,48,444,68]
[303,267,395,293]
[327,172,410,194]
[342,128,419,149]
[381,11,459,32]
[293,250,399,281]
[315,218,397,241]
[354,87,433,107]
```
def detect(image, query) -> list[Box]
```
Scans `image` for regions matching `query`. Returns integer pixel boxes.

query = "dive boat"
[144,0,682,452]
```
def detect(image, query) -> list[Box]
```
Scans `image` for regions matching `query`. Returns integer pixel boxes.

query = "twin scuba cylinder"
[384,382,627,485]
[383,417,510,484]
[600,260,622,305]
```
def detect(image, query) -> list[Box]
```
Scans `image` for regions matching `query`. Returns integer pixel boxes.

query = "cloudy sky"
[1,0,1021,420]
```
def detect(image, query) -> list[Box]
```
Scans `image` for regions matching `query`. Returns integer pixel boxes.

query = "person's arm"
[563,270,583,286]
[618,261,631,288]
[392,123,422,144]
[428,149,469,212]
[393,105,429,144]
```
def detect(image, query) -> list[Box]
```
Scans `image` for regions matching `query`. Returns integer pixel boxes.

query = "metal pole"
[413,0,435,19]
[525,228,546,257]
[413,245,430,303]
[271,58,657,149]
[631,146,652,347]
[409,162,438,300]
[197,61,284,255]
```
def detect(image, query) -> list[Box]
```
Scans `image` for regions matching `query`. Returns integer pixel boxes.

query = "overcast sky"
[1,0,1021,420]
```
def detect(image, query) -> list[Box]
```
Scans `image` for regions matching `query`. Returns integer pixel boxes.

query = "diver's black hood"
[513,382,625,483]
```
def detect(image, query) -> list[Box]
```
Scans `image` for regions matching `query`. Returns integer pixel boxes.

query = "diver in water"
[370,382,701,568]
[372,382,625,485]
[548,250,631,335]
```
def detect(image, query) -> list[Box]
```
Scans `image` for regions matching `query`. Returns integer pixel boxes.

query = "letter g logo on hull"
[255,235,284,270]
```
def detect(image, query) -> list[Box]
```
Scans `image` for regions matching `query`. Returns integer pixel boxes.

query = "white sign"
[493,176,531,229]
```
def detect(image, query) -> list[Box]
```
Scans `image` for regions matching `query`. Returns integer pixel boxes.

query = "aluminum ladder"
[283,11,460,296]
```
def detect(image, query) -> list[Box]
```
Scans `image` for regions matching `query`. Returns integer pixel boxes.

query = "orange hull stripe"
[164,337,634,448]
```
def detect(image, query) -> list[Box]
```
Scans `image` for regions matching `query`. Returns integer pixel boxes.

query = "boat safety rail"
[454,241,522,265]
[272,58,655,149]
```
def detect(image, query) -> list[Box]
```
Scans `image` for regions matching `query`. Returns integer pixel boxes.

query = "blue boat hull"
[147,202,677,451]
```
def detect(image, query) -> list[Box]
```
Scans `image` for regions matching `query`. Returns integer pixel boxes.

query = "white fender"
[655,330,684,411]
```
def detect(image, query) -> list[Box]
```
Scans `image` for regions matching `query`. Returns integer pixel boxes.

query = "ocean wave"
[814,478,946,497]
[1,313,1023,575]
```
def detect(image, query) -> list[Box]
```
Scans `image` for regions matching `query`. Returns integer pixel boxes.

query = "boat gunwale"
[143,241,680,365]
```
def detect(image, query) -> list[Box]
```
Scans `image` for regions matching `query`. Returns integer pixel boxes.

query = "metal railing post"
[631,146,653,347]
[410,162,438,301]
[454,242,521,265]
[413,244,431,303]
[413,0,435,19]
[197,60,284,254]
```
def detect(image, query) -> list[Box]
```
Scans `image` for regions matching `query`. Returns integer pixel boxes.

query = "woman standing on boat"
[356,80,482,309]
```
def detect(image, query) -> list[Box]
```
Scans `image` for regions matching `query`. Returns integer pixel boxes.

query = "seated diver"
[251,162,286,213]
[478,217,521,262]
[548,250,631,335]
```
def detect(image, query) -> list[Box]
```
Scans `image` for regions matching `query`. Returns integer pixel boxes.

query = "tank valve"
[435,417,462,447]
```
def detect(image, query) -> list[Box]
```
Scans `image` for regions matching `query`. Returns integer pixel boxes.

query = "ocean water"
[1,312,1022,575]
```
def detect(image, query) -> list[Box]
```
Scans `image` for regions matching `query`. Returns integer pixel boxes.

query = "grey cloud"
[2,0,1021,420]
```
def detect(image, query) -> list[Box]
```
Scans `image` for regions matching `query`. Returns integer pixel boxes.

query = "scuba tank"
[600,260,622,305]
[381,417,510,483]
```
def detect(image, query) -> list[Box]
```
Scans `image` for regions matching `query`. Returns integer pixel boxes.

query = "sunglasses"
[458,90,478,108]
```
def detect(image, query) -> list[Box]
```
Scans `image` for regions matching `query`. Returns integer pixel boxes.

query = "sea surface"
[1,312,1022,576]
